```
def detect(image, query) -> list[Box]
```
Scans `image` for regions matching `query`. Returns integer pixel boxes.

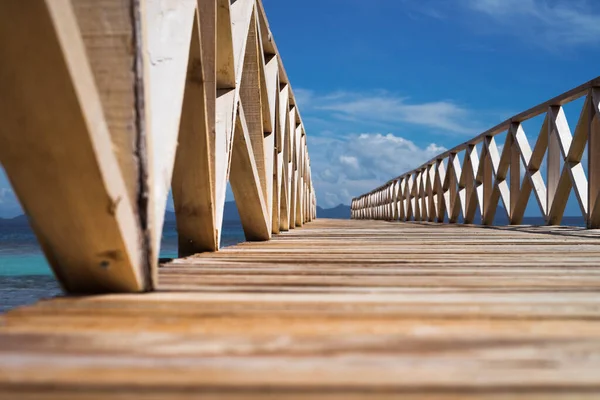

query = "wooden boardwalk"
[2,219,600,398]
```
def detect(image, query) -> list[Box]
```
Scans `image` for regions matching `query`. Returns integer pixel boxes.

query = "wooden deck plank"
[2,219,600,398]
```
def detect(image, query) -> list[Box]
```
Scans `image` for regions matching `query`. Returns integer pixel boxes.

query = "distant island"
[316,204,351,219]
[0,203,586,227]
[1,202,354,227]
[165,202,352,222]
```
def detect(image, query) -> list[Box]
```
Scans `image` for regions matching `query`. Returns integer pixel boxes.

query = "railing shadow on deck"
[353,77,600,235]
[0,0,316,294]
[388,220,600,240]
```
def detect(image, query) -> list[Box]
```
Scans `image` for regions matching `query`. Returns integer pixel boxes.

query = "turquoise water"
[0,220,246,312]
[0,216,588,312]
[0,220,246,276]
[0,254,51,276]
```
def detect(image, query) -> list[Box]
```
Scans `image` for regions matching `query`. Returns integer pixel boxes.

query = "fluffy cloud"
[400,0,600,48]
[295,89,475,208]
[309,133,446,207]
[298,89,482,136]
[467,0,600,46]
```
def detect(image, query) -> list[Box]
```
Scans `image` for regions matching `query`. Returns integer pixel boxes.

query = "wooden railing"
[0,0,316,293]
[352,78,600,228]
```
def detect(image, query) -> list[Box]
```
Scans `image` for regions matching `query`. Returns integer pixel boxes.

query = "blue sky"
[262,0,600,213]
[0,0,599,217]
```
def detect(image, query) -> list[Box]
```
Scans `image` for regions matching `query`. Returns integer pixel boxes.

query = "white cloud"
[465,0,600,46]
[309,133,446,207]
[292,88,314,110]
[398,0,600,49]
[339,155,360,169]
[295,89,485,136]
[0,188,13,204]
[294,88,489,207]
[0,184,22,218]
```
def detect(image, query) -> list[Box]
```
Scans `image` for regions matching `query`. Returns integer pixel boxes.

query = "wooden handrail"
[0,0,316,293]
[352,79,600,228]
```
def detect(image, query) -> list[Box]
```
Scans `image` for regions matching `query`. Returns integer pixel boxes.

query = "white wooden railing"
[0,0,316,293]
[352,78,600,229]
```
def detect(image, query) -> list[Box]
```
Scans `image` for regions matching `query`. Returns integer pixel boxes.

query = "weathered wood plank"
[229,103,270,241]
[143,0,196,256]
[172,10,217,256]
[0,0,148,293]
[2,219,600,397]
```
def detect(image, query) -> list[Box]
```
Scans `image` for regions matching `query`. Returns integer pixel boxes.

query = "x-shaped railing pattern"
[0,0,316,294]
[352,80,600,229]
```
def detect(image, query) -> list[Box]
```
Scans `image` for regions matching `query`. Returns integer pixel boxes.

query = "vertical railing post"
[547,106,561,224]
[448,153,459,223]
[509,123,522,225]
[392,180,399,221]
[436,159,446,223]
[589,89,600,228]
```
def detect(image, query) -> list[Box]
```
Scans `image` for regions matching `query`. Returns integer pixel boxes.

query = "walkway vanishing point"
[2,0,600,398]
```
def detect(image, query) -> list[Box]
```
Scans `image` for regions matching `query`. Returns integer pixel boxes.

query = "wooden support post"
[436,159,447,223]
[547,107,561,224]
[143,0,197,258]
[229,103,270,241]
[264,56,280,233]
[482,138,498,225]
[427,164,436,222]
[547,106,575,225]
[448,154,460,223]
[278,85,290,231]
[389,183,395,221]
[420,170,429,222]
[522,116,549,218]
[412,173,421,221]
[463,145,478,224]
[272,141,282,232]
[392,180,399,221]
[481,146,493,225]
[0,0,151,293]
[399,178,406,221]
[295,133,305,227]
[565,96,590,218]
[589,89,600,228]
[239,9,269,229]
[172,10,217,256]
[511,124,532,225]
[172,0,231,254]
[405,175,414,221]
[509,124,522,225]
[288,109,297,229]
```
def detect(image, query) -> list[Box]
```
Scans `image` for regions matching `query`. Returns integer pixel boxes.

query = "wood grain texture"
[2,219,600,397]
[172,10,217,255]
[0,0,313,296]
[229,104,271,241]
[71,0,139,210]
[143,0,196,256]
[0,0,147,293]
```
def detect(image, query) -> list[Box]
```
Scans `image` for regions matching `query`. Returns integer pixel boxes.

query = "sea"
[0,220,246,313]
[0,215,587,313]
